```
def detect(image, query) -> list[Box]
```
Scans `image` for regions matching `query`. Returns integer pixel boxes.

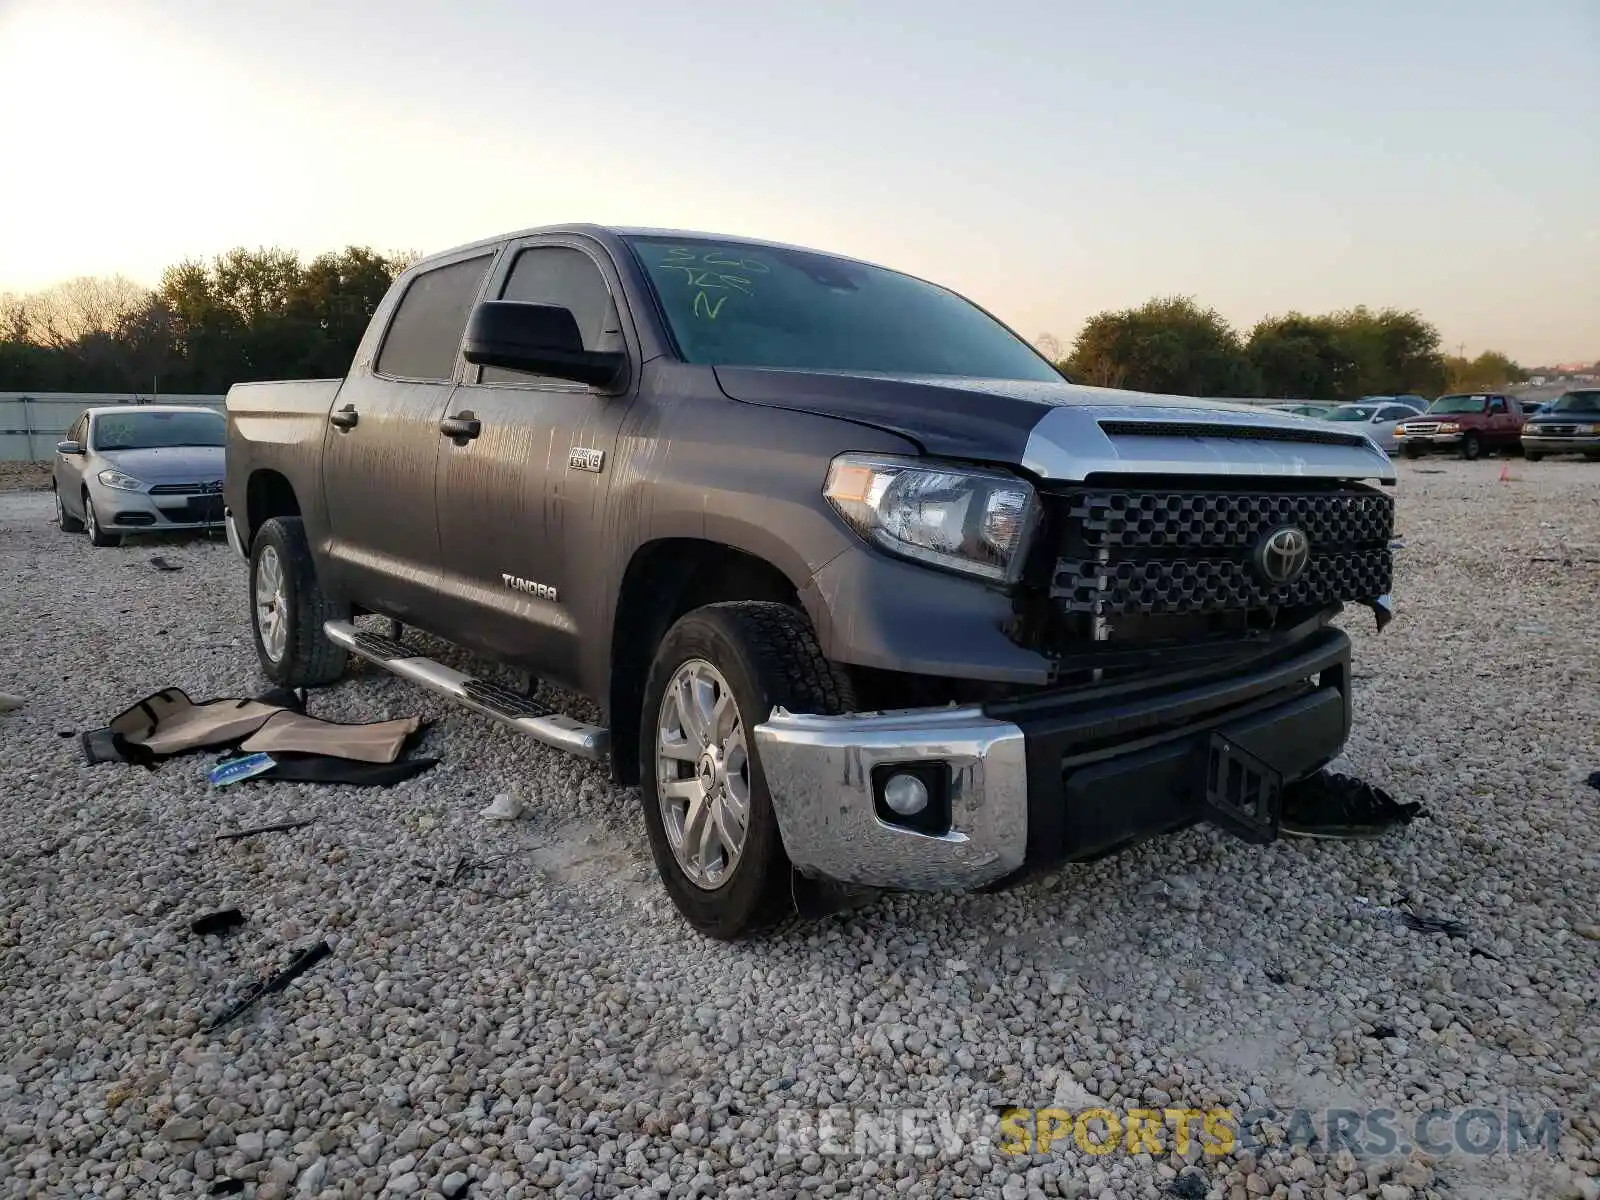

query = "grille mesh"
[1053,549,1392,615]
[1049,485,1394,617]
[1066,488,1392,551]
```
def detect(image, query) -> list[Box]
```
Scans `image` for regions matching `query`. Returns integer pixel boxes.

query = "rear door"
[433,236,638,690]
[321,248,497,621]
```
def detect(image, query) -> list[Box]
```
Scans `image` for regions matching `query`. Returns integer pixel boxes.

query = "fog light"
[882,772,929,816]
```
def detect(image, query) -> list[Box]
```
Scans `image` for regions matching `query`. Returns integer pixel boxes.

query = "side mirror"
[462,301,625,389]
[56,439,84,455]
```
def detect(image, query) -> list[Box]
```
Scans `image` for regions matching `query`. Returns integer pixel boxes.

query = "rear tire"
[249,516,348,688]
[639,602,855,940]
[1460,433,1482,461]
[1524,452,1543,463]
[84,493,119,546]
[55,485,83,533]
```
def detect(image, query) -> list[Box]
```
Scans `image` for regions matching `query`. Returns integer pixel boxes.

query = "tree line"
[0,247,416,395]
[1037,297,1531,401]
[1,246,1535,400]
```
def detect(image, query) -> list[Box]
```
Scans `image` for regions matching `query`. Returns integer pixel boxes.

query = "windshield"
[1428,394,1489,415]
[1326,406,1376,422]
[624,235,1062,381]
[91,410,225,451]
[1543,390,1600,414]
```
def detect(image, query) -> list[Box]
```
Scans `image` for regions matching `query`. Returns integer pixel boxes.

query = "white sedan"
[1316,402,1419,454]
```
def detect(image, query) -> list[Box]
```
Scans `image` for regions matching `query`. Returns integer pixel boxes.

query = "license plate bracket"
[1200,733,1282,843]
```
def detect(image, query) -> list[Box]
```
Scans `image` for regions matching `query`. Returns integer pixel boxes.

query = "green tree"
[1064,296,1260,397]
[1324,306,1447,396]
[1246,313,1360,400]
[1443,350,1526,392]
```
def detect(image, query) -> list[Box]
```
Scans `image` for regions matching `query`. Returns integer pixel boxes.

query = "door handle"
[329,405,359,430]
[440,414,481,441]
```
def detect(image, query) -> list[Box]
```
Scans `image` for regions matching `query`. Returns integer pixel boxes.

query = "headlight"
[97,469,145,491]
[823,453,1039,583]
[1436,422,1461,433]
[1580,424,1600,434]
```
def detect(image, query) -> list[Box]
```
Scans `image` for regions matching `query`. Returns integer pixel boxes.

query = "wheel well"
[246,470,301,546]
[609,539,799,786]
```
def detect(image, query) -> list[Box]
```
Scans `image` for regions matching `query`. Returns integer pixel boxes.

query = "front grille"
[1402,422,1441,434]
[149,480,223,496]
[1098,420,1369,449]
[156,496,225,523]
[1534,425,1578,436]
[1053,548,1392,615]
[1046,483,1393,619]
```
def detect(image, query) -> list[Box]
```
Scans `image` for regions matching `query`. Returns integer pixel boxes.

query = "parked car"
[1394,393,1525,460]
[1360,394,1429,415]
[1521,389,1600,461]
[223,223,1397,939]
[1318,402,1417,454]
[1265,402,1340,419]
[52,405,227,546]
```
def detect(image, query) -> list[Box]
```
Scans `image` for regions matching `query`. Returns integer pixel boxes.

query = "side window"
[480,246,622,385]
[1487,396,1507,413]
[374,255,493,382]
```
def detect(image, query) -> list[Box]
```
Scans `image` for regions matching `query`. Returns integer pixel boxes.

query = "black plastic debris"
[214,819,314,842]
[203,940,333,1032]
[210,1179,245,1196]
[1280,770,1425,839]
[149,555,182,572]
[1167,1174,1208,1199]
[1370,1023,1398,1040]
[190,909,246,937]
[1400,912,1470,939]
[1586,771,1600,793]
[1264,968,1287,986]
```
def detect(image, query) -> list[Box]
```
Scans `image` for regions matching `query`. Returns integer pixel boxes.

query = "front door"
[433,237,639,692]
[56,411,90,517]
[320,249,496,620]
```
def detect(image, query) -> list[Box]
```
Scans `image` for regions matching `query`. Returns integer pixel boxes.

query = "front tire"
[639,602,855,940]
[55,486,83,533]
[1402,445,1423,460]
[249,516,348,688]
[1524,451,1543,463]
[1461,433,1482,461]
[83,493,119,546]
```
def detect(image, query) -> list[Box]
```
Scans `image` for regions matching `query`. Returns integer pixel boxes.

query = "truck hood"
[713,367,1396,484]
[97,445,225,483]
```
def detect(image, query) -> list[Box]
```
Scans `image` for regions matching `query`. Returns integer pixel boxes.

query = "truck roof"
[81,404,222,417]
[417,223,886,273]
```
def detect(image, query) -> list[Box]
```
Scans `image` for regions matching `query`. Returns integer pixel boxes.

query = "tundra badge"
[569,447,605,473]
[502,574,558,601]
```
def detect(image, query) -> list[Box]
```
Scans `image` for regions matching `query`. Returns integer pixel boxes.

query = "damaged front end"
[756,473,1396,895]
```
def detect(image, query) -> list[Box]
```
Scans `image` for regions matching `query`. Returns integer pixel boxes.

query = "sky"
[0,0,1595,364]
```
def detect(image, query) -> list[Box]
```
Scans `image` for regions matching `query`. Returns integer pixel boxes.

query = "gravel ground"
[2,459,1597,1200]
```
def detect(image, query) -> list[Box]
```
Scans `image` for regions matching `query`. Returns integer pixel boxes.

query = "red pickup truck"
[1394,393,1524,460]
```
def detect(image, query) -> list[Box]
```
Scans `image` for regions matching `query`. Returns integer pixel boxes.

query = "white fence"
[0,393,227,461]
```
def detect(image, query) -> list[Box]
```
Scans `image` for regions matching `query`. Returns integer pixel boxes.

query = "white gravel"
[1,459,1597,1200]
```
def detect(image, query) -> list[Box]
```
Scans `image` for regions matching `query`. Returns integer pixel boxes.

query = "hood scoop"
[1098,419,1369,449]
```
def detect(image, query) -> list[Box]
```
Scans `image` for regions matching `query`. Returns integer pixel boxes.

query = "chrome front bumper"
[752,705,1028,891]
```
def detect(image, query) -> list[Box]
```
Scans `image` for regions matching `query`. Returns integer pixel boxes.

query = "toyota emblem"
[1253,525,1310,587]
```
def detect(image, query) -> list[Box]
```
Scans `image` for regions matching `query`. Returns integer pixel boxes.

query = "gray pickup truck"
[224,224,1397,939]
